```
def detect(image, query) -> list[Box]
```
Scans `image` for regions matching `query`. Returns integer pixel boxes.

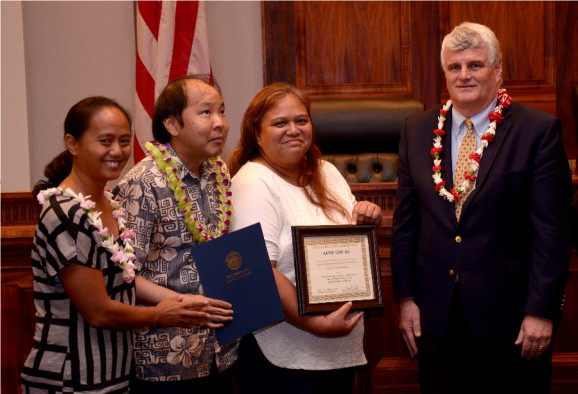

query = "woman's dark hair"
[32,96,132,196]
[228,82,349,221]
[152,74,221,143]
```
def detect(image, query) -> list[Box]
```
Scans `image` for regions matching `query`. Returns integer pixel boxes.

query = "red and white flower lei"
[431,89,512,202]
[37,187,137,283]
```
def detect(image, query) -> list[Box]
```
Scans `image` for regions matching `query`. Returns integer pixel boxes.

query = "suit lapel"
[441,110,457,222]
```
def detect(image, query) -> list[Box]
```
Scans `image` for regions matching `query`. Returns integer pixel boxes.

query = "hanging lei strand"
[432,89,512,202]
[145,141,233,243]
[37,187,137,283]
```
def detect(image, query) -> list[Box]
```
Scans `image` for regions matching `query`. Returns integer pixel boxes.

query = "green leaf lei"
[145,141,233,243]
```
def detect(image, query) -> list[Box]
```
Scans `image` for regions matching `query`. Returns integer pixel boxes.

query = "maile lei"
[432,89,512,202]
[37,187,136,283]
[145,141,233,243]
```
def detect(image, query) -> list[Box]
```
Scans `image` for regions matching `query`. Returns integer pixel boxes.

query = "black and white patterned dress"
[21,194,135,393]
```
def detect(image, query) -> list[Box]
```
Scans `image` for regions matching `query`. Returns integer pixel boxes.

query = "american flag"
[134,1,211,163]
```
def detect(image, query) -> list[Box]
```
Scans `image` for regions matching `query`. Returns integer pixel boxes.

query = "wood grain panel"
[408,1,441,110]
[554,263,578,353]
[262,1,441,103]
[2,193,38,394]
[261,1,296,85]
[1,270,35,394]
[295,2,409,96]
[555,2,578,162]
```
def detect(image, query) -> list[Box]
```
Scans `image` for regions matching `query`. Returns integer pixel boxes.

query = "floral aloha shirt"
[114,145,238,381]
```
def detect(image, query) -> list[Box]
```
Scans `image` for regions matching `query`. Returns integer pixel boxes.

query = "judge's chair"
[310,98,424,183]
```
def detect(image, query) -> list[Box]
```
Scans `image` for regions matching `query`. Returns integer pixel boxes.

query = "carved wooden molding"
[1,192,40,226]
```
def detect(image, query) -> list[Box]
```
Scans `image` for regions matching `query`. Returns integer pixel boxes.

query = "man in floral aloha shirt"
[115,75,238,394]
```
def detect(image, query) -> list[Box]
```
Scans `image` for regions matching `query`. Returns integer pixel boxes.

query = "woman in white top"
[228,83,382,394]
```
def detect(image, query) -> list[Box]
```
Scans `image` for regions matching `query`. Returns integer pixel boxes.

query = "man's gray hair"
[440,22,502,71]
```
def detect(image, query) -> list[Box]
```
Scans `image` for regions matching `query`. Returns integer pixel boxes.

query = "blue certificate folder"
[191,222,285,346]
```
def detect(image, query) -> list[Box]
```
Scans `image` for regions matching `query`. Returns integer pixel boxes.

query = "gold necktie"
[454,118,476,220]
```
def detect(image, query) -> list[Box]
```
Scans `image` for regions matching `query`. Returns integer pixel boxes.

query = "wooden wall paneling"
[2,269,35,394]
[261,1,296,85]
[439,1,557,115]
[408,1,441,110]
[551,353,578,392]
[262,1,440,103]
[554,256,578,353]
[294,1,412,98]
[2,193,39,394]
[554,2,578,162]
[371,357,420,393]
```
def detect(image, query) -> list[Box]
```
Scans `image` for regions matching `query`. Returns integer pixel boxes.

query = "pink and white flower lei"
[37,186,137,283]
[432,89,512,202]
[145,141,233,243]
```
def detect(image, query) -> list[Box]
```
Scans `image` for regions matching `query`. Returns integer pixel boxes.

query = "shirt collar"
[165,144,215,182]
[451,97,497,137]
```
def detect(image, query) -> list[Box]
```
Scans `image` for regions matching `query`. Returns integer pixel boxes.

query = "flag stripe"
[134,0,211,164]
[137,1,161,41]
[169,1,199,82]
[136,10,158,77]
[154,2,176,94]
[135,54,155,119]
[189,2,211,75]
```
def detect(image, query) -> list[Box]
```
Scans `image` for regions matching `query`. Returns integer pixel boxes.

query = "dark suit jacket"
[391,101,573,341]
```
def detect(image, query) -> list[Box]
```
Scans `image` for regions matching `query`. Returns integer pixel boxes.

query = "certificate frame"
[291,224,383,316]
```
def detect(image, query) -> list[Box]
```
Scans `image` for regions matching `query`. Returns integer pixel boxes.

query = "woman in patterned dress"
[21,97,233,393]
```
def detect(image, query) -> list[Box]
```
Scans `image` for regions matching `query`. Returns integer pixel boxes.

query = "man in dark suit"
[391,22,572,393]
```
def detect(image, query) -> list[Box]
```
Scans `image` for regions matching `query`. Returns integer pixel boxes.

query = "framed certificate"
[291,224,383,315]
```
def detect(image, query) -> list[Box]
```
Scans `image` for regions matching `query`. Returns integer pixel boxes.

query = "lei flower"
[432,89,511,202]
[145,141,233,243]
[37,186,137,283]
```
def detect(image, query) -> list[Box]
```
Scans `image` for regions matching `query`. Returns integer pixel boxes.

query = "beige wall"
[1,1,263,192]
[1,1,33,191]
[206,1,263,162]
